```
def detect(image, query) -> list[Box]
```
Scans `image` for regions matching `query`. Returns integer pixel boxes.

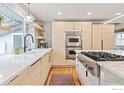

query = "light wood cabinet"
[8,60,41,85]
[52,22,66,65]
[102,24,114,50]
[73,22,82,30]
[26,60,41,85]
[92,24,114,50]
[92,24,102,50]
[8,69,28,85]
[65,22,82,31]
[8,50,52,85]
[40,52,51,84]
[52,22,65,33]
[65,22,74,30]
[81,22,92,50]
[52,22,92,66]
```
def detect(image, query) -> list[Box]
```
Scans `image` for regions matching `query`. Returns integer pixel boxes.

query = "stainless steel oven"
[65,31,82,47]
[66,47,81,59]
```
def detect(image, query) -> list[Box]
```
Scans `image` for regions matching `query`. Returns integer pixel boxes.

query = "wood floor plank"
[45,67,81,85]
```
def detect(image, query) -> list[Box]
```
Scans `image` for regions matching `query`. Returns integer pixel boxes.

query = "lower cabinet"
[86,71,99,85]
[8,68,28,85]
[76,61,87,85]
[40,51,52,85]
[100,67,124,85]
[76,61,99,85]
[8,50,52,85]
[26,60,41,85]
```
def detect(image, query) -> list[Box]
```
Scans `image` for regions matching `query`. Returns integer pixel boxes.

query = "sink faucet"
[24,34,34,52]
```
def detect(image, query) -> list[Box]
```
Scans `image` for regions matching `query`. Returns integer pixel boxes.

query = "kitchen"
[0,3,124,86]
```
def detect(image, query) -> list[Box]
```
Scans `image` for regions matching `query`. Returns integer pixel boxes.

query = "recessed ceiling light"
[115,12,121,16]
[87,12,92,15]
[57,12,62,15]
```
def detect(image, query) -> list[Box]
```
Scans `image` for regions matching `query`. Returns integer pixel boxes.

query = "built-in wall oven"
[66,47,81,59]
[65,31,82,47]
[65,31,82,59]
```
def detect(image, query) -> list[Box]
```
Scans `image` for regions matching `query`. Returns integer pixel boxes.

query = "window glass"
[13,35,22,48]
[115,32,124,46]
[0,4,23,54]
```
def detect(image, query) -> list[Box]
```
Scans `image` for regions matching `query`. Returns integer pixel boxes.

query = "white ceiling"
[19,3,124,23]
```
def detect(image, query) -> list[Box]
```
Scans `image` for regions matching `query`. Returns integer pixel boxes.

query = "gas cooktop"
[81,51,124,61]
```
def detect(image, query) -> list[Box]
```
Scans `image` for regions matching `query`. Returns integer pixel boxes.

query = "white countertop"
[75,50,124,79]
[0,48,52,85]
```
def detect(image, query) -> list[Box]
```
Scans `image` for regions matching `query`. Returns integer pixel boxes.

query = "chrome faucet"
[24,34,34,52]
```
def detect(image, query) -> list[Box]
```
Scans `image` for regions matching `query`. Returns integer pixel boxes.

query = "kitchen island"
[0,48,52,85]
[75,50,124,85]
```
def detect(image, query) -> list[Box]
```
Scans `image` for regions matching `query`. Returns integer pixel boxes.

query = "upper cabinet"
[81,22,92,50]
[102,24,114,50]
[65,22,82,31]
[65,22,74,31]
[92,24,114,50]
[92,24,102,50]
[52,22,65,33]
[52,22,114,51]
[52,22,92,50]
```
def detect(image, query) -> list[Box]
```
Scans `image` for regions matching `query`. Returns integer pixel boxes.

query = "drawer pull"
[10,75,19,82]
[30,62,37,67]
[36,58,41,62]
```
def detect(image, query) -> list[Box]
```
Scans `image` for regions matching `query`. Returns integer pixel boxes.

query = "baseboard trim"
[51,65,76,67]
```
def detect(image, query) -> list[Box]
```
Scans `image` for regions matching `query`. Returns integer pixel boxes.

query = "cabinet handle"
[36,58,41,62]
[9,75,19,82]
[30,62,37,67]
[30,58,41,67]
[86,71,88,77]
[101,40,103,50]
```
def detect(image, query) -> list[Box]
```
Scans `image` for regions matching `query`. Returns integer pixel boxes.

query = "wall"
[44,22,52,48]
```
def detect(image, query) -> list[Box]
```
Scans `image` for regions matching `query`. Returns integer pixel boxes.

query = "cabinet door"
[73,22,82,30]
[76,61,87,85]
[8,69,28,85]
[52,32,65,65]
[86,71,99,85]
[92,24,102,50]
[81,22,92,50]
[27,60,41,85]
[52,22,65,65]
[65,22,82,31]
[52,22,65,33]
[103,24,114,50]
[65,22,74,31]
[40,54,51,85]
[100,67,124,85]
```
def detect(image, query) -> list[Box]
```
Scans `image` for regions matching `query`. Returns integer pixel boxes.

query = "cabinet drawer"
[100,67,124,85]
[76,61,87,84]
[8,69,28,85]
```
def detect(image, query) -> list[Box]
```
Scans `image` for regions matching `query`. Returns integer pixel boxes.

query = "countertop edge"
[1,48,52,85]
[97,62,124,80]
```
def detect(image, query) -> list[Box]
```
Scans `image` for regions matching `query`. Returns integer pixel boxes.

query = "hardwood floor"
[45,67,81,85]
